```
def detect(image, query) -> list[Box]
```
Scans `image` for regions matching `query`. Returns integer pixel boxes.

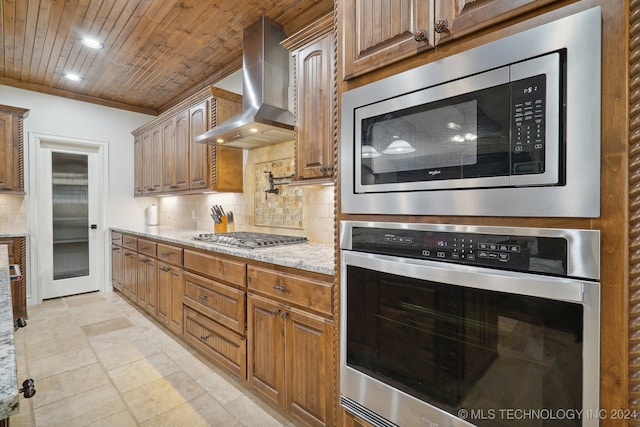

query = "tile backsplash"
[0,195,27,233]
[254,158,303,229]
[157,140,335,245]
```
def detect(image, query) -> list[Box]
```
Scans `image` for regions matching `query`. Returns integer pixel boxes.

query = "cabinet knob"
[14,317,27,331]
[273,308,281,316]
[414,28,428,42]
[19,379,36,398]
[435,19,449,34]
[281,312,288,319]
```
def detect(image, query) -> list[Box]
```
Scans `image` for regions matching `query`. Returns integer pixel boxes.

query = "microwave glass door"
[354,53,560,194]
[345,265,585,427]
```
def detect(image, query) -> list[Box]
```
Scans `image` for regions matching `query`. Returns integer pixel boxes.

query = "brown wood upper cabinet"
[341,0,562,80]
[282,13,335,183]
[0,105,29,193]
[132,86,244,196]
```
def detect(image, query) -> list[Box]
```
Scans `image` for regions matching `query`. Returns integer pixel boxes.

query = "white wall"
[0,84,156,227]
[0,84,156,304]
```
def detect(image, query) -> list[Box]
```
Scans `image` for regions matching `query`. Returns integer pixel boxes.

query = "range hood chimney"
[195,16,294,149]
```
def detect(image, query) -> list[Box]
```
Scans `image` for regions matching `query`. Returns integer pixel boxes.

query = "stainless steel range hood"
[195,16,294,149]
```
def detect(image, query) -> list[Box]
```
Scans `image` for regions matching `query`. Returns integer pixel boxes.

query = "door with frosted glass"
[40,145,102,299]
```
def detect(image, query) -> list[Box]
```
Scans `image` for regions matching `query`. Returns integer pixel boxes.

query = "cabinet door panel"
[247,294,285,406]
[436,0,561,42]
[137,256,149,309]
[157,261,172,325]
[189,101,209,189]
[162,117,176,191]
[342,0,433,79]
[286,307,334,427]
[169,266,184,335]
[133,135,143,195]
[123,250,138,301]
[145,258,158,316]
[296,33,335,180]
[150,124,163,193]
[111,245,123,291]
[174,111,190,190]
[0,113,14,191]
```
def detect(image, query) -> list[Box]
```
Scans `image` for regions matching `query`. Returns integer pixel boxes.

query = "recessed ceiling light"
[64,73,83,82]
[81,37,104,49]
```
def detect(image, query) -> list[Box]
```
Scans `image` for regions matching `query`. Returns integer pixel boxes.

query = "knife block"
[214,215,228,233]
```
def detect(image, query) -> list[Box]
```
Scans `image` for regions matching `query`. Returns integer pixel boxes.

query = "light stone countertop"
[0,232,27,238]
[0,244,19,419]
[111,226,336,276]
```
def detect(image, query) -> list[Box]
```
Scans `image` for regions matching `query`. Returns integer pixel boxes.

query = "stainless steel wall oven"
[340,221,600,427]
[340,7,601,217]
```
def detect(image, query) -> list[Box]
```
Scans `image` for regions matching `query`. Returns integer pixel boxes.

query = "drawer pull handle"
[140,246,150,250]
[161,252,170,257]
[200,335,209,341]
[160,267,170,272]
[199,295,208,301]
[273,284,286,292]
[140,258,148,263]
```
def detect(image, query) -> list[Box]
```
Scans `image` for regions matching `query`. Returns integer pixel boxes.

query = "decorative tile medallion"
[254,158,303,229]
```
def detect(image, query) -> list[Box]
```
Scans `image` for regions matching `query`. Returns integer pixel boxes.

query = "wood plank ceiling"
[0,0,332,115]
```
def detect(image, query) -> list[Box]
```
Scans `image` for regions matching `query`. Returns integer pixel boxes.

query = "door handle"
[90,224,97,230]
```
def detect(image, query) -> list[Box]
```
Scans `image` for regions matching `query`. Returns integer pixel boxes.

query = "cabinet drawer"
[184,249,246,288]
[183,306,246,381]
[247,266,333,316]
[111,232,123,246]
[157,243,183,265]
[137,239,157,257]
[122,235,138,250]
[183,271,245,335]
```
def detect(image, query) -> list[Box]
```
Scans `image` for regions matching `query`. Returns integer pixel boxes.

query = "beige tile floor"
[10,291,295,427]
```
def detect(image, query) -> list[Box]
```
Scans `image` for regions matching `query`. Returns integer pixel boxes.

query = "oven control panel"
[352,227,568,276]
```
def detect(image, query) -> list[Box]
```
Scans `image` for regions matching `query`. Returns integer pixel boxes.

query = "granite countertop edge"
[111,226,336,276]
[0,232,28,238]
[0,245,19,419]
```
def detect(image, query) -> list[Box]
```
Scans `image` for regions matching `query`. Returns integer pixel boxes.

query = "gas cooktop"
[193,232,308,249]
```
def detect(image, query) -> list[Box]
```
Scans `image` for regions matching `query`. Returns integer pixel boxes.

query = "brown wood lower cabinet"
[0,236,27,321]
[248,293,334,427]
[122,249,137,301]
[111,244,123,292]
[158,261,183,335]
[183,306,247,379]
[110,231,337,427]
[342,410,372,427]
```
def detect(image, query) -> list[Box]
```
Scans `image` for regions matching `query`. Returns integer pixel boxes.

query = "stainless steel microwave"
[340,7,601,218]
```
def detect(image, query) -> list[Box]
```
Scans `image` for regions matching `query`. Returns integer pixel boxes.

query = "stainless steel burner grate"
[193,232,308,249]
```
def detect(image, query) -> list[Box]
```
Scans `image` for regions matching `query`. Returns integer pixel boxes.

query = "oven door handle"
[341,250,598,304]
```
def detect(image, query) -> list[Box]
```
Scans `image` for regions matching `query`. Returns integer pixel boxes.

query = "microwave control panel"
[511,74,547,175]
[351,227,568,276]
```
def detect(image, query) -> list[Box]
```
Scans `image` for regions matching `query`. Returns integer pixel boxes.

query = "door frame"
[28,132,110,304]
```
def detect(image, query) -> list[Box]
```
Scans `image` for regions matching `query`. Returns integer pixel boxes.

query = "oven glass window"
[346,266,583,426]
[360,84,511,184]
